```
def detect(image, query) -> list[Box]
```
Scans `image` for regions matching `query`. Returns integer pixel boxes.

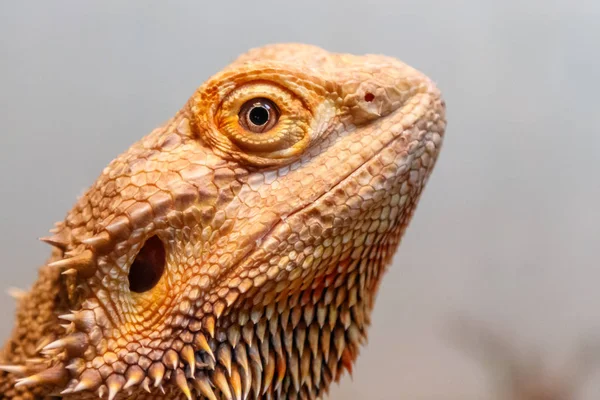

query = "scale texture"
[0,43,446,399]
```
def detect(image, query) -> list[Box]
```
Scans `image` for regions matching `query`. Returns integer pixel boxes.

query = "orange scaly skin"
[0,43,446,399]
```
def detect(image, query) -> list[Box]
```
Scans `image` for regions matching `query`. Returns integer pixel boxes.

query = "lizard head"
[8,43,446,399]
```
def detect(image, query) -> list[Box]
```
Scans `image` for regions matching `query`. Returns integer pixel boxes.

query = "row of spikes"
[8,262,366,363]
[2,306,366,400]
[0,224,110,392]
[0,324,92,387]
[39,225,115,278]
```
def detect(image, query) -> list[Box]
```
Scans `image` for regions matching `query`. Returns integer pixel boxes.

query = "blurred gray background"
[1,1,599,399]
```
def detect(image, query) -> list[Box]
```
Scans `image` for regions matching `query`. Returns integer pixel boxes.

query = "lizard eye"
[128,235,166,293]
[206,81,313,163]
[238,98,280,133]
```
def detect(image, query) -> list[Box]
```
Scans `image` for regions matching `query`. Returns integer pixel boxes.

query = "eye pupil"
[239,98,279,133]
[249,106,270,126]
[129,236,166,293]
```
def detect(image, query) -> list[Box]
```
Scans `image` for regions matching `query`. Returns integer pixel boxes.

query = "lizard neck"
[204,235,399,399]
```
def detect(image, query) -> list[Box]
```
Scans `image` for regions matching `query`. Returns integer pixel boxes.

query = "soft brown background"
[1,1,599,399]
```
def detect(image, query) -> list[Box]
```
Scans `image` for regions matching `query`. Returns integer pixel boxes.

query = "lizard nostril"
[128,235,166,293]
[364,92,375,102]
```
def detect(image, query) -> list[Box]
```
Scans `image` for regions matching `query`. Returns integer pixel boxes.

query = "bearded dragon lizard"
[0,43,446,399]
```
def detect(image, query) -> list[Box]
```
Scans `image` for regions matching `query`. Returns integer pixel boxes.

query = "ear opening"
[128,235,166,293]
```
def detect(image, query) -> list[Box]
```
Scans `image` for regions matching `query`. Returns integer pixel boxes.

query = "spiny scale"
[47,249,97,278]
[6,287,26,301]
[81,231,113,254]
[59,310,96,332]
[193,372,217,400]
[41,332,88,356]
[71,369,101,393]
[174,368,192,400]
[106,374,125,400]
[14,364,68,388]
[123,366,144,390]
[180,345,195,375]
[149,362,165,387]
[0,365,28,375]
[39,233,69,250]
